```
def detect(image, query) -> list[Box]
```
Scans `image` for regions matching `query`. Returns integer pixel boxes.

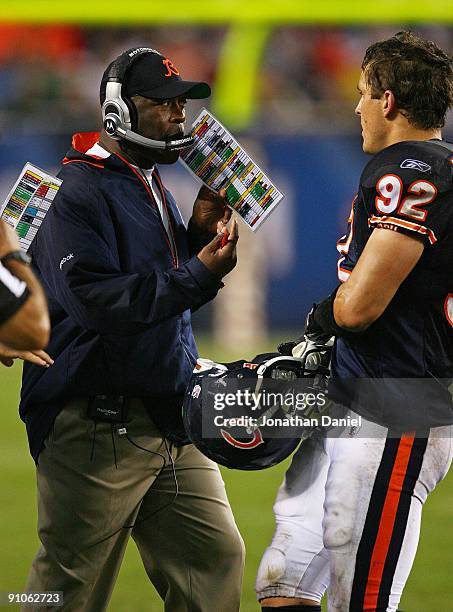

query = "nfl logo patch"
[192,384,202,399]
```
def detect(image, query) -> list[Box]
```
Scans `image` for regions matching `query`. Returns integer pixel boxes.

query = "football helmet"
[183,340,332,470]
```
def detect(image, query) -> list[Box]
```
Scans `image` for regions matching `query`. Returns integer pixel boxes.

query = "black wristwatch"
[1,250,32,266]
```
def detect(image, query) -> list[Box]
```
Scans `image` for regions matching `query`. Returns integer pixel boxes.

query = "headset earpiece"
[101,50,156,132]
[103,113,121,138]
[101,81,131,139]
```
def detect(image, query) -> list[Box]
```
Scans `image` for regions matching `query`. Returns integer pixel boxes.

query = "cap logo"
[162,58,180,77]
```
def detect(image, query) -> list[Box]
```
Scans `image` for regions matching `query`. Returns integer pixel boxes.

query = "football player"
[256,32,453,612]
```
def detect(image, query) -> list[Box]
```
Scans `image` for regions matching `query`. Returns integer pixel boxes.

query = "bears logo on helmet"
[182,343,332,470]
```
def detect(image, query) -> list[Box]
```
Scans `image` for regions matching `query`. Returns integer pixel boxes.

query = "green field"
[1,342,452,612]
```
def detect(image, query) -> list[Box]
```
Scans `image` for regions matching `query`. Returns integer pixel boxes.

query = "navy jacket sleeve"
[33,177,221,335]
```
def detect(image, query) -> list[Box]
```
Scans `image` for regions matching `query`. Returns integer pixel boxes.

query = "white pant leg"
[322,422,388,611]
[324,420,453,612]
[385,427,453,611]
[256,413,453,611]
[255,435,330,602]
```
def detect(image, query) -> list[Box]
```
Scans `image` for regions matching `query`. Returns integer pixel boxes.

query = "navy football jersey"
[332,139,453,380]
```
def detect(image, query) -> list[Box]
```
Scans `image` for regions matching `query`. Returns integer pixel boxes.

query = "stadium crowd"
[0,24,451,135]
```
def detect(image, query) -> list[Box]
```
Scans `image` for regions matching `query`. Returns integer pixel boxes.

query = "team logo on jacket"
[400,159,431,172]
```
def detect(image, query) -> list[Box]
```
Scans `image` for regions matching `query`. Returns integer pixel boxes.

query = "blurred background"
[1,23,368,341]
[0,23,452,348]
[0,4,452,611]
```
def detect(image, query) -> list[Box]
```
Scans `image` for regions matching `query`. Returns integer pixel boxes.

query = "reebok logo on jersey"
[400,159,431,172]
[60,253,74,270]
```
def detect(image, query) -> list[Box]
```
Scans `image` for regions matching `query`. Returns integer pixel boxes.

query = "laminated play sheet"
[180,109,284,231]
[0,163,62,252]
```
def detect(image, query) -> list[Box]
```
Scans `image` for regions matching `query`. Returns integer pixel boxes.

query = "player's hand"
[191,186,231,235]
[197,218,238,279]
[304,303,332,341]
[291,335,334,366]
[0,342,54,368]
[278,304,333,356]
[279,332,333,373]
[0,219,21,259]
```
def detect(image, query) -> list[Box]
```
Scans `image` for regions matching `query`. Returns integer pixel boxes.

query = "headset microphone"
[103,113,195,150]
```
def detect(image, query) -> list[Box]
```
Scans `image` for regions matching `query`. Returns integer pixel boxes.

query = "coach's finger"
[225,217,238,244]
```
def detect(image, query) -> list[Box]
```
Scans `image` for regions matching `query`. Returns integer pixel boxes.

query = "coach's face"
[355,72,388,155]
[129,95,187,165]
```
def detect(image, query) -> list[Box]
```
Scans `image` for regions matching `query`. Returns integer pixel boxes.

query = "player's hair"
[362,31,453,129]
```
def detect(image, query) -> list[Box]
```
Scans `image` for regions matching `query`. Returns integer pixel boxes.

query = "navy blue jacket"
[20,133,221,461]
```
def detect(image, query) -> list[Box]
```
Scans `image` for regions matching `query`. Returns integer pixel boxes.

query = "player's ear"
[383,89,397,118]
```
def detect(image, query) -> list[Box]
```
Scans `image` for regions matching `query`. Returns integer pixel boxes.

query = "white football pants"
[256,413,453,611]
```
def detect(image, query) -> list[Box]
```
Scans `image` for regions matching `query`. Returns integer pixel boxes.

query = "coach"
[20,48,243,611]
[0,219,51,366]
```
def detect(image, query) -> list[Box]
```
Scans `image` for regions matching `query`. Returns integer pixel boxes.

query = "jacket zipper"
[114,152,178,268]
[181,335,196,367]
[115,152,195,367]
[154,170,179,266]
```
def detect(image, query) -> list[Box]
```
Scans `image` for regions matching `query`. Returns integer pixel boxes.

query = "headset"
[101,47,195,151]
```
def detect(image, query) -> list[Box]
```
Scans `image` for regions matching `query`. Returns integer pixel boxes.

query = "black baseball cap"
[100,49,211,103]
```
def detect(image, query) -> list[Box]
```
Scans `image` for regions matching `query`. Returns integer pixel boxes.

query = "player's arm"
[0,262,50,350]
[333,228,424,331]
[307,149,448,338]
[0,220,50,350]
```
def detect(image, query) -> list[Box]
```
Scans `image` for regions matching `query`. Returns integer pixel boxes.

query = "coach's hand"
[197,218,238,279]
[191,186,231,235]
[0,219,21,258]
[0,342,54,367]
